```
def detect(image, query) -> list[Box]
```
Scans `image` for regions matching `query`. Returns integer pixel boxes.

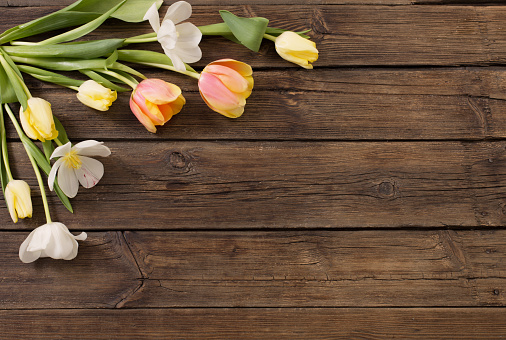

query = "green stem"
[68,85,79,91]
[132,61,200,79]
[54,138,64,147]
[0,53,32,99]
[0,106,13,182]
[4,104,52,224]
[98,70,138,89]
[124,32,157,44]
[263,33,277,42]
[9,41,38,46]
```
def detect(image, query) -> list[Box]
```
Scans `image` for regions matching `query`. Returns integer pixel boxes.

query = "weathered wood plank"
[2,230,505,308]
[1,308,506,339]
[2,6,506,67]
[0,232,140,309]
[2,141,506,230]
[14,68,506,140]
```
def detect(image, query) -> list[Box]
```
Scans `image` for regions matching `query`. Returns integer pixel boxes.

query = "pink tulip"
[198,59,254,118]
[129,79,186,133]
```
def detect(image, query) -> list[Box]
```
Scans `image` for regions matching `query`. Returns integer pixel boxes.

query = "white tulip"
[144,1,202,72]
[48,140,111,198]
[19,222,87,263]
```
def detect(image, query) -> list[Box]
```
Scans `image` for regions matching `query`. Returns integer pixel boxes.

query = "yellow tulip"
[19,97,58,142]
[5,180,32,223]
[274,31,318,69]
[77,80,117,111]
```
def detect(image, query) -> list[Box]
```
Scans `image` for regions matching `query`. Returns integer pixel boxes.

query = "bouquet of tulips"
[0,0,318,263]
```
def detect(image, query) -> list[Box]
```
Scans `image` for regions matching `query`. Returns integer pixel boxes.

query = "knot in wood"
[169,152,188,169]
[378,181,395,197]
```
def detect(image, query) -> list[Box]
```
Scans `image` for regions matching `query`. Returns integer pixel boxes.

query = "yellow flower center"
[62,149,82,169]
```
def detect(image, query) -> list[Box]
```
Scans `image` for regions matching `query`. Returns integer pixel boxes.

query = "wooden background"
[1,0,506,338]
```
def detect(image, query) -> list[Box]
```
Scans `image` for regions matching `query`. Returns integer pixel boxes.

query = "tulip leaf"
[53,116,70,145]
[37,0,127,45]
[0,106,8,199]
[42,140,55,163]
[106,50,119,69]
[72,0,162,23]
[0,64,17,104]
[80,70,130,92]
[3,39,125,60]
[18,65,85,89]
[111,62,146,79]
[219,11,269,52]
[22,138,73,213]
[0,52,28,111]
[117,50,196,72]
[10,56,108,71]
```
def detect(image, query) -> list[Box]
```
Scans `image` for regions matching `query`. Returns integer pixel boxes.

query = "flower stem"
[124,32,157,44]
[0,106,13,182]
[98,70,139,89]
[263,34,277,42]
[132,62,201,79]
[4,104,52,224]
[54,138,64,147]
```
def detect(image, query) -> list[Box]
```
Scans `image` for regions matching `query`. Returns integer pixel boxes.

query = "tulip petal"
[172,45,202,64]
[138,79,181,105]
[19,230,41,263]
[74,232,88,241]
[163,0,192,25]
[175,22,202,47]
[48,157,64,191]
[75,156,104,189]
[204,65,249,93]
[5,185,17,223]
[26,225,51,252]
[157,19,178,50]
[209,59,253,76]
[57,164,79,198]
[143,2,160,33]
[50,142,72,159]
[42,224,74,260]
[73,140,111,157]
[164,49,186,72]
[199,72,246,111]
[132,89,164,124]
[129,96,157,133]
[19,107,40,141]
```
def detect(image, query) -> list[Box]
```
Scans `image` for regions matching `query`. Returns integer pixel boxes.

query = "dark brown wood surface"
[1,0,506,339]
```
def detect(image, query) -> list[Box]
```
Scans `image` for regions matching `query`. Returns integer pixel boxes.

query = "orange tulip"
[198,59,253,118]
[129,79,185,133]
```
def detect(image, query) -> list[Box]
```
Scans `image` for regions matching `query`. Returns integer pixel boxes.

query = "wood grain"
[3,140,506,230]
[3,6,506,67]
[10,67,506,141]
[1,230,505,309]
[1,308,506,339]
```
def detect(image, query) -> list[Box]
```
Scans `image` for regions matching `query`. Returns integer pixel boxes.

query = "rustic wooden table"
[1,0,506,338]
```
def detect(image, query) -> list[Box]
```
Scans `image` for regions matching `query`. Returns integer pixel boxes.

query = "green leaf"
[219,11,269,52]
[117,50,196,72]
[106,50,119,69]
[80,70,130,92]
[18,65,85,88]
[42,140,55,162]
[22,138,73,213]
[265,27,311,39]
[0,63,17,104]
[73,0,162,23]
[0,52,28,110]
[111,61,146,79]
[0,106,8,200]
[37,0,127,45]
[10,56,107,71]
[3,39,125,60]
[53,116,70,145]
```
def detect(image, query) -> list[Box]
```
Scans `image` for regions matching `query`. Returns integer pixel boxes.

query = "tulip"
[198,59,253,118]
[19,97,58,142]
[129,79,186,133]
[5,180,32,223]
[274,31,318,69]
[76,80,117,111]
[19,222,87,263]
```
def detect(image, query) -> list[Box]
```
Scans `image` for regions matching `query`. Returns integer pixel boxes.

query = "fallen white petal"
[75,156,104,189]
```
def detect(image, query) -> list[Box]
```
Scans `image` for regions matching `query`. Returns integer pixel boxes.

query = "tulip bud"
[19,97,58,142]
[76,80,117,111]
[19,222,87,263]
[129,79,186,133]
[5,180,32,223]
[274,31,318,69]
[198,59,253,118]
